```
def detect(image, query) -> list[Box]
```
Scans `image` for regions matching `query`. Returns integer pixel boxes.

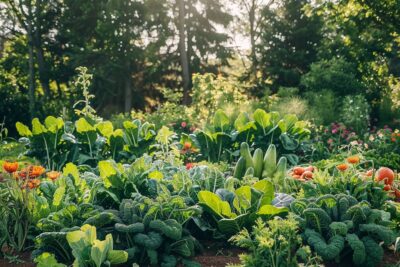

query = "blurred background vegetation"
[0,0,400,136]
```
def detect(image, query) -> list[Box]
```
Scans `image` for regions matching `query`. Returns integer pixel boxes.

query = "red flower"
[181,121,187,128]
[186,163,195,170]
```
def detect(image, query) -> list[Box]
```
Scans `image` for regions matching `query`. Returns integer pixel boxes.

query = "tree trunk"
[34,0,51,99]
[249,0,257,77]
[35,40,51,98]
[124,76,132,113]
[178,0,190,105]
[27,27,35,119]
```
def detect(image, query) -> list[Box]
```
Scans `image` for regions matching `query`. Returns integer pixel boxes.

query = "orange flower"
[28,179,41,189]
[30,166,46,178]
[46,171,61,181]
[19,165,46,179]
[183,142,192,150]
[3,161,19,173]
[336,163,349,172]
[346,155,360,164]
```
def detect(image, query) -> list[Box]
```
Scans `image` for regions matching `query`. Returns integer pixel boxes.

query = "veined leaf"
[213,109,230,131]
[257,205,288,215]
[253,109,271,129]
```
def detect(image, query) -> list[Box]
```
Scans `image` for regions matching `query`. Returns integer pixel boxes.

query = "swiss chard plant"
[197,180,289,237]
[66,224,128,267]
[191,109,310,164]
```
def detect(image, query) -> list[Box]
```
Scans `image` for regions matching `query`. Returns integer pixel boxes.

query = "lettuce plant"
[66,224,128,267]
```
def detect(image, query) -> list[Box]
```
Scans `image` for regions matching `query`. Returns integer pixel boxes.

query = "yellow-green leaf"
[45,116,64,133]
[75,118,95,133]
[32,118,47,135]
[96,121,114,138]
[15,122,32,137]
[148,170,163,181]
[63,163,81,185]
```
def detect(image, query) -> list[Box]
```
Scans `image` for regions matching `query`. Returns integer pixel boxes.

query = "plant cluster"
[290,194,396,266]
[0,105,399,267]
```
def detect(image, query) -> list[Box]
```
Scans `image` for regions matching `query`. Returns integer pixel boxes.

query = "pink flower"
[327,138,334,144]
[332,129,338,134]
[181,121,187,128]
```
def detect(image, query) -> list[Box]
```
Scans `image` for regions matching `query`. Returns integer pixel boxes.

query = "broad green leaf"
[233,186,252,212]
[32,118,47,135]
[213,109,230,131]
[198,191,235,219]
[123,120,139,130]
[283,114,298,130]
[98,161,124,188]
[34,252,67,267]
[217,213,249,236]
[45,116,64,133]
[110,129,124,158]
[81,224,97,243]
[254,180,274,206]
[98,161,117,179]
[66,230,87,252]
[107,250,128,265]
[75,118,95,133]
[280,133,298,151]
[278,119,287,133]
[63,163,81,185]
[91,239,110,267]
[234,112,249,131]
[53,185,66,207]
[257,205,288,215]
[15,122,32,137]
[253,109,271,129]
[96,121,114,138]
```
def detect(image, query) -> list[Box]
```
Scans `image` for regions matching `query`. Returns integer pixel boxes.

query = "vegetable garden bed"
[1,108,400,267]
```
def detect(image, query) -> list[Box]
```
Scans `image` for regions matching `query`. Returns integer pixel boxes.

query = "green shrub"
[303,90,337,125]
[301,58,364,96]
[340,94,370,134]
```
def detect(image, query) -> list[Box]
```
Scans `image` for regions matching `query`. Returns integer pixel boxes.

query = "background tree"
[172,0,232,103]
[258,0,322,90]
[232,0,275,77]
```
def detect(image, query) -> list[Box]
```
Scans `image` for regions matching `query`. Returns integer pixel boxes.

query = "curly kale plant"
[113,198,201,266]
[290,194,397,266]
